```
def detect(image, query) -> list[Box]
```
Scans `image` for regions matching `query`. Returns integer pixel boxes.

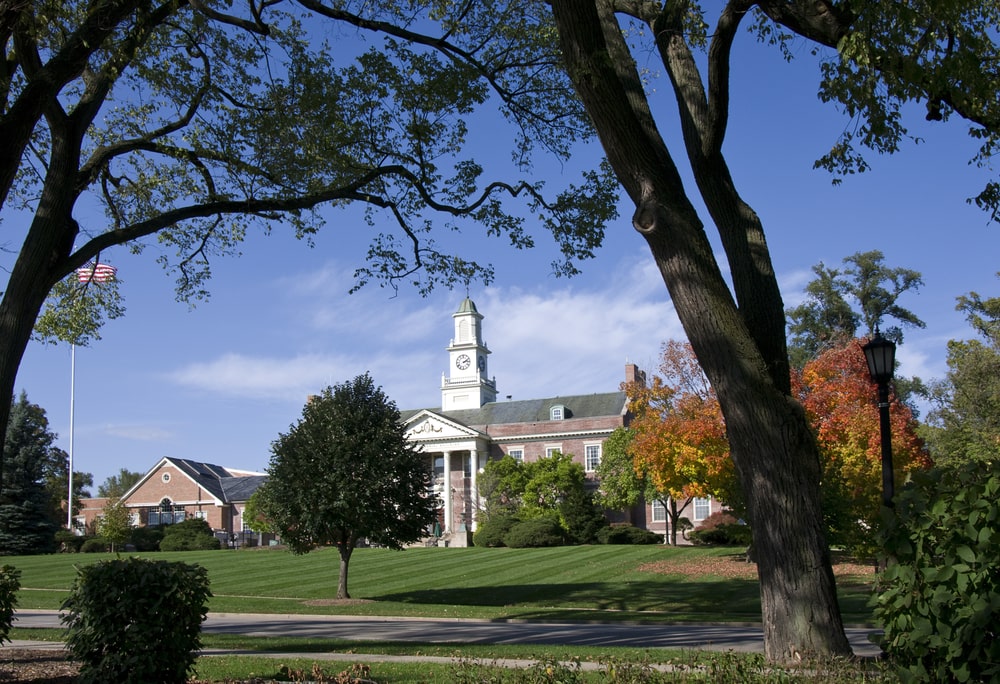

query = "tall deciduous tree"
[624,341,738,546]
[260,374,437,599]
[787,251,925,367]
[546,0,996,660]
[0,0,616,490]
[924,276,1000,464]
[97,469,143,499]
[1,393,59,554]
[794,341,930,557]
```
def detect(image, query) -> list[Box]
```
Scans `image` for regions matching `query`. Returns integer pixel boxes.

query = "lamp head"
[862,329,896,385]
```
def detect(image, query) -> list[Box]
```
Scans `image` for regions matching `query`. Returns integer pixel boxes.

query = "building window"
[585,444,601,472]
[508,448,524,462]
[693,497,711,521]
[161,473,171,483]
[148,497,184,526]
[651,500,667,523]
[545,446,562,458]
[550,405,564,420]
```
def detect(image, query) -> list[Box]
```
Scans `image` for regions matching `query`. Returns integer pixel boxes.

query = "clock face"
[456,354,471,370]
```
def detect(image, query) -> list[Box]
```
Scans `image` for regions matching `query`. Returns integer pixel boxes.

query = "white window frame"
[651,500,667,523]
[545,445,562,458]
[693,497,711,522]
[508,448,524,462]
[550,405,564,420]
[584,443,601,472]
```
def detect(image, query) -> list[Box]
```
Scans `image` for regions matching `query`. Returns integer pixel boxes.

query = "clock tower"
[441,297,497,409]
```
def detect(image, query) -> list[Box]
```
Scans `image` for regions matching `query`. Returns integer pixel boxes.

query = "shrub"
[473,514,519,548]
[62,557,212,684]
[502,517,565,548]
[688,511,752,546]
[159,518,222,551]
[597,525,663,545]
[873,460,1000,683]
[80,538,107,553]
[129,525,163,552]
[558,487,606,545]
[54,530,87,553]
[0,565,20,645]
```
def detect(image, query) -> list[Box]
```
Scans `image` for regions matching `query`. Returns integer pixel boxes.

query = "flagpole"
[67,342,75,531]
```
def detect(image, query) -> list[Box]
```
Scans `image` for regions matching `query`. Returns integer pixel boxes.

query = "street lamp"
[862,329,896,509]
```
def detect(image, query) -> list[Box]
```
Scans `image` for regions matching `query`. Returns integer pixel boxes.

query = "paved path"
[11,609,882,658]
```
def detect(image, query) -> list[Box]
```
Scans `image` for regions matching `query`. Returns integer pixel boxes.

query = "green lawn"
[8,544,876,624]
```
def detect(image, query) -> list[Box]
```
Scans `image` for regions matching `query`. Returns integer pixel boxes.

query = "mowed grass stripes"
[8,545,873,623]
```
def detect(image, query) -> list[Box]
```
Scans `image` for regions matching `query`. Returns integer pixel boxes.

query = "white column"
[469,447,479,531]
[443,450,452,533]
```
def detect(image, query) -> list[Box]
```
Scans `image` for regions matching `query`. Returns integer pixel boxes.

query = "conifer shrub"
[873,460,1000,683]
[502,516,566,548]
[62,557,211,684]
[0,565,20,644]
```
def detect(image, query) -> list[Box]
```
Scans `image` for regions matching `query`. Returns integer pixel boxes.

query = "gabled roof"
[400,391,627,428]
[123,457,266,505]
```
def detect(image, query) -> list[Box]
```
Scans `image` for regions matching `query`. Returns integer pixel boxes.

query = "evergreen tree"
[0,394,59,554]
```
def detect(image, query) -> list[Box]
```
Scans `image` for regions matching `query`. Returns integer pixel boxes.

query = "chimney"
[625,363,646,387]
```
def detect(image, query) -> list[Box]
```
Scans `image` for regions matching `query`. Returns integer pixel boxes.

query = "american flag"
[77,263,117,283]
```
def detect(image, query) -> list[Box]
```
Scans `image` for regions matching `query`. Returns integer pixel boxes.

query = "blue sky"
[7,27,1000,491]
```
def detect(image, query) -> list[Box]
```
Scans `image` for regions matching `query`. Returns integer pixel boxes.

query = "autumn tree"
[0,0,616,492]
[259,374,438,599]
[794,341,930,557]
[787,251,925,367]
[623,341,738,546]
[923,276,1000,464]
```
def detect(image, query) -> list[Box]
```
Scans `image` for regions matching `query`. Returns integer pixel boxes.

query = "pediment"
[403,410,481,441]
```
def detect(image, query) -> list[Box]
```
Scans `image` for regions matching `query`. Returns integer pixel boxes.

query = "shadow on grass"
[372,580,762,620]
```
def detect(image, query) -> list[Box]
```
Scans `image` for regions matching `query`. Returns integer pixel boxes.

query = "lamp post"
[862,329,897,510]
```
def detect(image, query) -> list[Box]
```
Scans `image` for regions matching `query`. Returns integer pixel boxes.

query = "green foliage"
[594,427,647,511]
[502,516,566,548]
[129,525,164,552]
[873,460,1000,683]
[96,468,143,498]
[558,485,606,545]
[54,530,86,552]
[159,518,221,552]
[479,456,531,519]
[787,251,924,366]
[61,557,211,684]
[923,275,1000,465]
[596,525,663,545]
[1,393,59,555]
[688,512,752,547]
[473,514,520,548]
[263,374,437,598]
[0,565,20,645]
[80,538,107,553]
[96,498,132,553]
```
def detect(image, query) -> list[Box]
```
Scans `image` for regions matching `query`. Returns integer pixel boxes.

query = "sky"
[7,20,1000,492]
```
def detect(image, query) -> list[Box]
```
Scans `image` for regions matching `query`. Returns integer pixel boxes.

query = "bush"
[687,511,752,546]
[502,517,565,548]
[129,525,164,552]
[159,518,222,551]
[80,538,107,553]
[54,530,87,553]
[473,514,519,548]
[62,557,211,684]
[873,461,1000,683]
[0,565,20,645]
[596,525,663,545]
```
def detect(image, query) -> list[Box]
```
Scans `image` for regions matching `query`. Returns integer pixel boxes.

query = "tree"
[260,374,437,599]
[545,1,998,659]
[794,341,930,557]
[923,276,1000,464]
[97,469,143,499]
[623,341,739,546]
[0,0,617,492]
[96,498,132,554]
[788,251,925,367]
[0,393,59,554]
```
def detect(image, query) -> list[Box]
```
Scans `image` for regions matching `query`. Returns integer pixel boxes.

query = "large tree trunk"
[336,542,354,599]
[549,1,852,660]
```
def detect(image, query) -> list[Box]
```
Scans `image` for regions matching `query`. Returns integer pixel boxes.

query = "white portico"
[403,410,490,545]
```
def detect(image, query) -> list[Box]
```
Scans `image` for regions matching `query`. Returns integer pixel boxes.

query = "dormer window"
[550,405,565,420]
